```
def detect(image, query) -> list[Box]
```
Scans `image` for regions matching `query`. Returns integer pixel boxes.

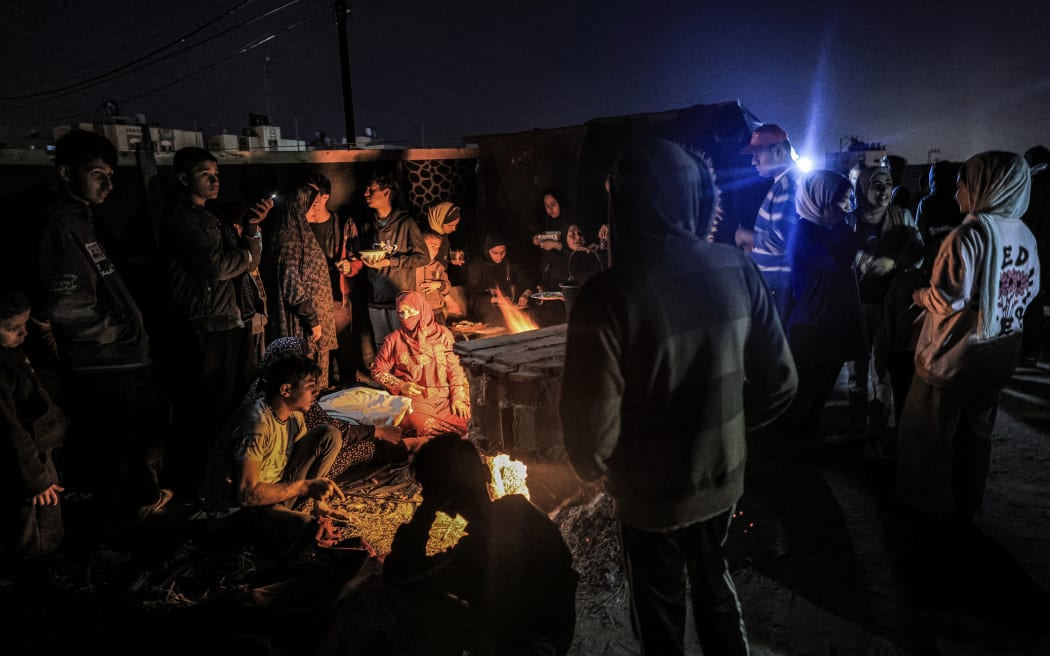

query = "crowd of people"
[1,132,489,572]
[1,123,1047,655]
[561,127,1045,655]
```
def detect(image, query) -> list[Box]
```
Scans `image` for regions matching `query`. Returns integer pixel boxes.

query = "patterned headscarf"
[426,202,461,234]
[959,151,1032,338]
[242,336,310,404]
[796,170,852,228]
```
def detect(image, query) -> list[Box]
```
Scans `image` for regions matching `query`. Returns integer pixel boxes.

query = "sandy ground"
[4,356,1048,655]
[555,357,1050,656]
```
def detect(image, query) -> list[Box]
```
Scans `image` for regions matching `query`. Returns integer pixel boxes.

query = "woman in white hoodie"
[895,151,1041,518]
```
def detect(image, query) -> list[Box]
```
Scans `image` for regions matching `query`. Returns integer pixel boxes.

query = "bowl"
[358,249,389,263]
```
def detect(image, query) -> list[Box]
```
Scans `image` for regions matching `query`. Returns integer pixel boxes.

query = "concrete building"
[825,137,888,176]
[53,116,203,154]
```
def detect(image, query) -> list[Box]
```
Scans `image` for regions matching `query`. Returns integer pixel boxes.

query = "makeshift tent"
[468,100,773,276]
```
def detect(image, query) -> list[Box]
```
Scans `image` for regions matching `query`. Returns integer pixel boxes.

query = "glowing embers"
[316,451,531,556]
[427,452,530,553]
[492,287,539,334]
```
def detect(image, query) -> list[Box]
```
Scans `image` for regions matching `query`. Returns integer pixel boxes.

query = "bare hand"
[243,197,274,225]
[401,436,427,453]
[32,483,64,506]
[735,227,755,253]
[598,224,610,243]
[31,318,59,355]
[402,381,424,396]
[363,256,391,269]
[311,325,323,343]
[516,294,530,308]
[306,478,345,503]
[452,399,469,419]
[374,424,403,444]
[336,259,353,275]
[871,257,897,275]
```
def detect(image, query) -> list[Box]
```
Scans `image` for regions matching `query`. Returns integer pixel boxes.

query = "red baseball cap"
[740,124,790,154]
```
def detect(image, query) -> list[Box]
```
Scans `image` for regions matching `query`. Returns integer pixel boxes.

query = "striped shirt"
[751,166,801,274]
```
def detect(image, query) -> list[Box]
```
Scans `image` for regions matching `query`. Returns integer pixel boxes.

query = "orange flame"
[492,288,539,334]
[486,453,530,500]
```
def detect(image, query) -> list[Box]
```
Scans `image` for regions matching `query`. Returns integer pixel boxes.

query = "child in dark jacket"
[0,290,68,567]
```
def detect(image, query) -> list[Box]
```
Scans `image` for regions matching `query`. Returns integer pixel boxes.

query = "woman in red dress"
[371,291,471,436]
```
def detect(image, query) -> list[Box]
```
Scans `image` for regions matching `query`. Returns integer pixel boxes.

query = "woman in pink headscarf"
[371,291,471,436]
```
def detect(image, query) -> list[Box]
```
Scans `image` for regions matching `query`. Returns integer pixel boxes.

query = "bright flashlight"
[795,156,814,173]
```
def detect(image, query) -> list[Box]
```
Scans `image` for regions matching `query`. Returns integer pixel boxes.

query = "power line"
[0,0,304,111]
[0,0,256,102]
[38,20,307,128]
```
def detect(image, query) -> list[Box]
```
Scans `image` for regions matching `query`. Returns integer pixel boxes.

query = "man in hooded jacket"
[560,138,797,655]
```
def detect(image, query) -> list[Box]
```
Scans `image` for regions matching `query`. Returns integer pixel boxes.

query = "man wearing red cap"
[736,124,802,322]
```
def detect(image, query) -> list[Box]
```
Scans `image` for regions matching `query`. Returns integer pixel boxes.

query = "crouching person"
[204,350,345,556]
[309,433,578,656]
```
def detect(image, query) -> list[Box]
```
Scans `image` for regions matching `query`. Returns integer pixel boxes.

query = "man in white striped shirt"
[735,124,802,323]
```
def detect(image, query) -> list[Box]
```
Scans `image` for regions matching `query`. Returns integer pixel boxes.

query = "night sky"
[3,0,1050,165]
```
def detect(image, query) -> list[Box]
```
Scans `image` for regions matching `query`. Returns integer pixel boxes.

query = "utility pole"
[335,0,356,146]
[263,56,274,122]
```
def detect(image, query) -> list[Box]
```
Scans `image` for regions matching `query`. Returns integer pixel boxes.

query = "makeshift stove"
[453,323,567,455]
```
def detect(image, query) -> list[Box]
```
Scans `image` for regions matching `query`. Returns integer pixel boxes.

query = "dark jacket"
[163,199,260,333]
[358,208,428,306]
[37,196,150,371]
[560,139,797,529]
[465,233,535,325]
[0,347,67,498]
[384,494,578,655]
[787,219,867,363]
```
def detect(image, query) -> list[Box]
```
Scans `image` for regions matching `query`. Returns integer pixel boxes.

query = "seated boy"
[203,350,345,554]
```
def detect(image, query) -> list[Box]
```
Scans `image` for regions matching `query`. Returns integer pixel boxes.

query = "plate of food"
[531,291,564,302]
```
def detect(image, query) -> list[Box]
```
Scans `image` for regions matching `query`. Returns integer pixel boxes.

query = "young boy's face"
[182,160,220,203]
[63,158,114,205]
[0,310,30,349]
[282,375,319,412]
[425,237,441,261]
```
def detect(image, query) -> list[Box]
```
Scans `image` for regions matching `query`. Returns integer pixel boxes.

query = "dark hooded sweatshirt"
[559,138,797,529]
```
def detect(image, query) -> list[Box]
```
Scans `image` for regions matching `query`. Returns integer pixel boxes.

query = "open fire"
[320,452,531,556]
[492,287,539,333]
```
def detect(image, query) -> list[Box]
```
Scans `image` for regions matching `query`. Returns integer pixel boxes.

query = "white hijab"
[960,151,1031,338]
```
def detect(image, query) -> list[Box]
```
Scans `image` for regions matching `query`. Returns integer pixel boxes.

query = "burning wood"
[485,453,530,500]
[313,452,531,556]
